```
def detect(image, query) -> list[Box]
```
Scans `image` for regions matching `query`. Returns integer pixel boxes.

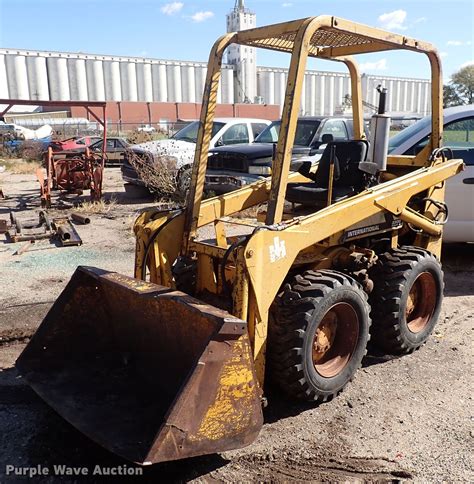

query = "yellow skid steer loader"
[17,16,464,465]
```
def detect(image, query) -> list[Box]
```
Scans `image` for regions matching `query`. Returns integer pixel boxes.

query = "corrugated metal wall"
[0,48,432,115]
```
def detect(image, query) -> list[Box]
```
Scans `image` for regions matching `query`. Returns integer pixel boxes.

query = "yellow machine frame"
[134,16,464,384]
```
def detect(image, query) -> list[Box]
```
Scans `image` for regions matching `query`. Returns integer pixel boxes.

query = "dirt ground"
[0,167,473,482]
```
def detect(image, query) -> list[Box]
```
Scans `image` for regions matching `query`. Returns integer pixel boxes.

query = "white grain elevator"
[226,0,257,103]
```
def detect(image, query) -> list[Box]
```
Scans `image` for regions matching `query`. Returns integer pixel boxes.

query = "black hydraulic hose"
[219,224,281,295]
[221,236,249,295]
[140,209,184,281]
[422,197,449,225]
[429,147,454,162]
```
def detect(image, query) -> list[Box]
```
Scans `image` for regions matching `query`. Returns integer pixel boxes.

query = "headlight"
[248,165,272,175]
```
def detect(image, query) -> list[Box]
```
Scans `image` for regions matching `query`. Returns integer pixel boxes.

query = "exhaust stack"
[368,85,391,172]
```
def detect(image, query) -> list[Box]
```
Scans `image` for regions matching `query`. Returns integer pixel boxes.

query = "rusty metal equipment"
[0,99,108,207]
[71,212,91,225]
[17,16,464,465]
[51,216,82,246]
[7,211,53,242]
[6,211,82,246]
[38,147,105,208]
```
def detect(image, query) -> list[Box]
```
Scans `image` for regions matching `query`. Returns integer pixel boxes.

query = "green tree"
[443,84,462,107]
[444,64,474,107]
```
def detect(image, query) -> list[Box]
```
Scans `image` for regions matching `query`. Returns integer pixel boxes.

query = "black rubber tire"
[268,270,371,403]
[369,246,444,355]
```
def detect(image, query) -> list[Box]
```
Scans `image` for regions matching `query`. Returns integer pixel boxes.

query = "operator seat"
[286,140,377,208]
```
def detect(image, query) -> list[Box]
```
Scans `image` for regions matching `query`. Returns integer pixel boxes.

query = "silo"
[416,82,423,114]
[68,58,88,101]
[26,55,49,100]
[327,75,335,115]
[120,61,138,102]
[47,56,70,100]
[0,54,9,98]
[388,79,395,111]
[406,81,413,112]
[183,65,196,103]
[103,60,122,101]
[308,74,316,116]
[394,79,401,111]
[316,75,325,115]
[5,54,29,99]
[342,75,350,109]
[86,58,106,101]
[194,65,206,103]
[266,71,275,105]
[300,74,306,114]
[221,67,234,104]
[136,61,153,102]
[336,76,344,111]
[151,63,167,102]
[422,82,430,114]
[167,64,182,103]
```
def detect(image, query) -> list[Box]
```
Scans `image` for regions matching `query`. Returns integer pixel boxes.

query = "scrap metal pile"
[4,211,88,251]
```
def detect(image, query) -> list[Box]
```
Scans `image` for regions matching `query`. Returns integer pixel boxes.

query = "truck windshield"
[255,120,321,146]
[388,115,431,153]
[173,121,225,143]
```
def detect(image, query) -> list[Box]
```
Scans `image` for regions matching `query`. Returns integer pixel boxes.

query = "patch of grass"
[74,197,117,214]
[0,158,41,174]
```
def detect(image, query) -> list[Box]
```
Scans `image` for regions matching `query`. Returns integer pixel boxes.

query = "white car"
[133,118,271,168]
[388,105,474,242]
[122,117,271,192]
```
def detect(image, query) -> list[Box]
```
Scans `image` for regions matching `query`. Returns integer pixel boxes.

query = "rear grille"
[207,155,248,172]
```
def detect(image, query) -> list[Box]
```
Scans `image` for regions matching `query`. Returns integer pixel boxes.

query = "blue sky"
[0,0,472,81]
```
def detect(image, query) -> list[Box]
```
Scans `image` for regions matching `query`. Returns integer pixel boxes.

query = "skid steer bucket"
[16,267,263,464]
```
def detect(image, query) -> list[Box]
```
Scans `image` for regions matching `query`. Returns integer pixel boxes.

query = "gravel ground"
[0,168,473,482]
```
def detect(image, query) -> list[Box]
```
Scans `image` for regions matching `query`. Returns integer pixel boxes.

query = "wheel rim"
[406,271,437,333]
[312,302,359,378]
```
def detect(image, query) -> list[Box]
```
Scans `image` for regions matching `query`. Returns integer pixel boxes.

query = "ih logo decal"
[269,236,286,263]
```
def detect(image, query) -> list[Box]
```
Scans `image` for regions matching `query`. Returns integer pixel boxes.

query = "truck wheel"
[369,247,443,355]
[269,270,371,402]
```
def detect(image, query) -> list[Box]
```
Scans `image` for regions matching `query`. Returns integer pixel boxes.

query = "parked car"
[137,124,156,133]
[388,104,474,242]
[121,117,271,190]
[66,137,130,166]
[50,136,102,151]
[205,116,359,193]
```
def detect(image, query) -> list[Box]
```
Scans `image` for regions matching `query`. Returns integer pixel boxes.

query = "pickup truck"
[205,116,358,194]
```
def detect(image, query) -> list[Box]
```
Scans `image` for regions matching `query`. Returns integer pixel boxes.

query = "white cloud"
[460,60,474,69]
[191,11,214,22]
[359,59,388,72]
[413,17,427,24]
[378,10,407,30]
[447,40,472,47]
[161,2,184,15]
[439,52,448,58]
[282,2,293,6]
